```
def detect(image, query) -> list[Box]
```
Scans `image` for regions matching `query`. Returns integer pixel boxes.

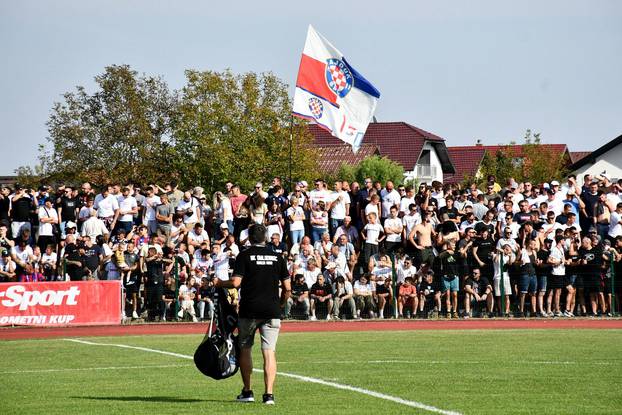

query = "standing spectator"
[383,205,403,253]
[438,241,461,318]
[230,185,248,239]
[37,197,58,252]
[144,246,165,321]
[143,186,162,236]
[57,186,79,238]
[329,181,350,237]
[155,194,173,244]
[116,187,138,235]
[81,209,109,242]
[380,181,400,223]
[94,185,119,231]
[286,197,305,247]
[310,201,328,244]
[548,235,567,317]
[493,244,515,316]
[361,212,384,269]
[517,239,538,317]
[9,184,35,239]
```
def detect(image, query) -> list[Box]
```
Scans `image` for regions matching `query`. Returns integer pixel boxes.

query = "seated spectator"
[197,277,216,321]
[284,273,310,320]
[0,248,17,282]
[375,276,393,319]
[463,268,493,318]
[398,277,418,318]
[178,275,198,322]
[309,274,334,320]
[332,276,355,319]
[40,244,57,281]
[354,273,376,319]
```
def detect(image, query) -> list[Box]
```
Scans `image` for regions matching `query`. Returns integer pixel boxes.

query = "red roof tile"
[308,121,446,171]
[569,151,591,164]
[444,147,487,183]
[468,144,569,158]
[315,144,379,173]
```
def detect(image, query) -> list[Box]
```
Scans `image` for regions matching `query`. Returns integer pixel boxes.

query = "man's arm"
[213,275,242,289]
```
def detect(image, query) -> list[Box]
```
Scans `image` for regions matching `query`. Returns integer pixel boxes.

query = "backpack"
[193,287,240,380]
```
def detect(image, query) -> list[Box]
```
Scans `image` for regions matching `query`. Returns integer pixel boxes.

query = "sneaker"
[309,315,317,321]
[132,311,139,319]
[262,393,275,405]
[236,389,254,403]
[452,312,459,319]
[326,314,332,321]
[192,316,198,322]
[177,309,184,318]
[446,312,452,319]
[463,315,470,319]
[554,311,563,317]
[563,310,573,318]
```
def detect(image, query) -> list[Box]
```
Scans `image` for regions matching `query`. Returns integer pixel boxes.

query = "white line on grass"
[280,359,615,366]
[0,363,192,375]
[64,338,462,415]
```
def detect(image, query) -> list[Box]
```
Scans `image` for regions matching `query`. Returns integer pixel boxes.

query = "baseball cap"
[65,221,77,229]
[325,262,337,270]
[219,223,228,229]
[551,180,560,186]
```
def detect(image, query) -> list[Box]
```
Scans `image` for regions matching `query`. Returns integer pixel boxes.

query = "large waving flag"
[293,25,380,153]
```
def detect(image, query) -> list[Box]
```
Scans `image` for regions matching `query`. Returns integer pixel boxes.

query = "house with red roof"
[308,121,456,184]
[445,143,571,184]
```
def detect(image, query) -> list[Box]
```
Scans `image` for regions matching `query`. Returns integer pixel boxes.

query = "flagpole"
[289,114,293,192]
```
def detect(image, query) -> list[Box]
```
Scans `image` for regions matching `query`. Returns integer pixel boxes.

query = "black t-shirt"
[59,196,79,221]
[536,249,551,276]
[65,243,83,280]
[11,196,33,222]
[579,246,602,277]
[82,246,102,271]
[0,196,9,221]
[146,259,164,284]
[581,193,599,218]
[465,276,490,296]
[513,212,531,224]
[310,281,334,297]
[475,221,495,236]
[439,250,460,276]
[292,281,309,297]
[439,206,459,221]
[474,238,494,263]
[233,245,290,319]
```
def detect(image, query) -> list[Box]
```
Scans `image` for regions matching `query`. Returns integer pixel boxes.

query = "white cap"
[551,180,560,186]
[65,221,77,229]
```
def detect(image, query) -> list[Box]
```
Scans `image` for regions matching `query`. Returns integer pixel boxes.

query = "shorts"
[441,275,459,293]
[537,276,547,292]
[493,275,512,296]
[549,275,565,290]
[565,275,577,288]
[519,274,537,294]
[574,275,584,289]
[238,318,281,351]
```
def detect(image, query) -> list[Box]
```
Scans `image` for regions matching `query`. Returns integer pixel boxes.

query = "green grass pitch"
[1,329,621,414]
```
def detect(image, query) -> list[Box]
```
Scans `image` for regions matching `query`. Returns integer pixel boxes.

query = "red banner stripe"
[295,54,338,106]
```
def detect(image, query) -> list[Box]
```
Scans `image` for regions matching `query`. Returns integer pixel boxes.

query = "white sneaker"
[177,309,184,318]
[326,314,331,321]
[192,316,198,322]
[309,315,317,321]
[132,311,139,319]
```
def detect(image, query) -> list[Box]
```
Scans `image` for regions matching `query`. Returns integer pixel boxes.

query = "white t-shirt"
[396,264,417,284]
[286,206,305,231]
[188,230,209,245]
[303,268,321,290]
[402,212,421,240]
[493,253,514,279]
[309,189,330,210]
[354,280,375,295]
[330,190,350,220]
[380,189,401,218]
[41,252,57,267]
[11,245,33,264]
[399,196,416,214]
[118,196,138,222]
[94,194,119,218]
[609,211,621,238]
[38,206,58,236]
[364,203,380,219]
[177,198,199,224]
[363,223,383,245]
[384,217,403,242]
[550,245,565,275]
[143,195,162,221]
[212,253,230,280]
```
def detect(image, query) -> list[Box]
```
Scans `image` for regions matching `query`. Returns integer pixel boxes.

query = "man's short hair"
[248,224,267,245]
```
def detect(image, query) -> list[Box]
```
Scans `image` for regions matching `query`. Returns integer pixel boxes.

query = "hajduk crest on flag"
[293,25,380,153]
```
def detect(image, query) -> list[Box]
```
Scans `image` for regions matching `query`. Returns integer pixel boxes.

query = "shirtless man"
[408,209,436,267]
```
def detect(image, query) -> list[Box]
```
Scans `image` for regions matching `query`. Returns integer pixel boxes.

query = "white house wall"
[403,142,444,184]
[573,144,622,185]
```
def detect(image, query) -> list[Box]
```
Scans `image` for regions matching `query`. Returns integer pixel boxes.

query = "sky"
[1,0,621,175]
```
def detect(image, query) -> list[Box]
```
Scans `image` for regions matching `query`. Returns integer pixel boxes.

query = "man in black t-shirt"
[464,268,493,317]
[214,224,291,405]
[579,237,603,316]
[57,187,80,237]
[309,274,334,320]
[10,186,35,239]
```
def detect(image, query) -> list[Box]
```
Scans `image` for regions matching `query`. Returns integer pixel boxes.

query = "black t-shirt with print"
[233,245,290,319]
[465,276,491,296]
[292,281,309,297]
[59,196,79,221]
[11,196,33,222]
[310,281,334,298]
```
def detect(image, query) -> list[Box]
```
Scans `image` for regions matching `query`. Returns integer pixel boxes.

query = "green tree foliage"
[354,156,404,185]
[478,130,569,186]
[171,70,318,193]
[42,65,177,185]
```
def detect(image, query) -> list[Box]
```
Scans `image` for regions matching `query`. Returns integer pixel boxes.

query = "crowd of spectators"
[0,172,621,321]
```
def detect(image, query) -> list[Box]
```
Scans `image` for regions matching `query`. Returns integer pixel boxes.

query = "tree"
[172,70,318,194]
[36,65,177,185]
[354,156,404,185]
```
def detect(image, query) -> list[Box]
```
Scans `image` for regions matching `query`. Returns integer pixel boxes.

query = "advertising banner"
[0,281,121,326]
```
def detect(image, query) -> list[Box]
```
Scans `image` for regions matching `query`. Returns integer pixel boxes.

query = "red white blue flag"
[293,25,380,153]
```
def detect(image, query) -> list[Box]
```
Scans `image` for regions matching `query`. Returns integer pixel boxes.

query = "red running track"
[1,319,621,340]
